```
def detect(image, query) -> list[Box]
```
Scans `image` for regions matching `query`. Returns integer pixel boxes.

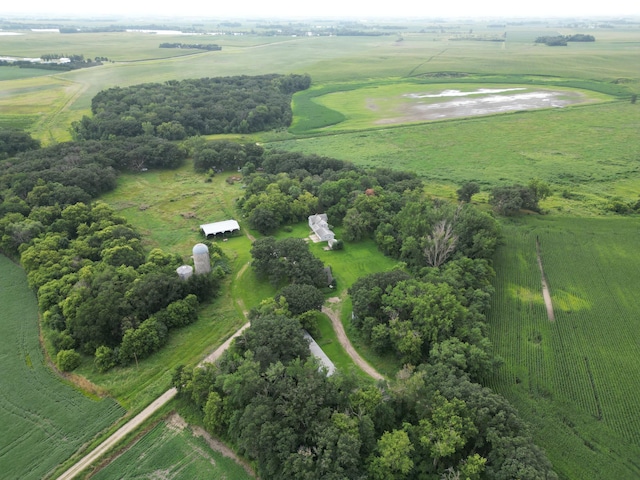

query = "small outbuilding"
[200,220,240,238]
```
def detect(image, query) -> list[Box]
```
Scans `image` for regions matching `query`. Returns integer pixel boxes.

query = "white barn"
[200,220,240,238]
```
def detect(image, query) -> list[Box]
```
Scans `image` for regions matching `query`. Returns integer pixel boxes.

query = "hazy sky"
[1,0,638,20]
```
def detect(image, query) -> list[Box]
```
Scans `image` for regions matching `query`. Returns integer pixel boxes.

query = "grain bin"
[192,243,211,274]
[176,265,194,280]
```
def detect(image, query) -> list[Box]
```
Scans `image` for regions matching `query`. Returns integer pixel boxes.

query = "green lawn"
[0,255,125,480]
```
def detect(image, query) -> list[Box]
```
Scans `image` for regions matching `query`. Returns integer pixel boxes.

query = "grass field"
[486,216,640,479]
[0,255,125,480]
[275,100,640,213]
[90,415,253,480]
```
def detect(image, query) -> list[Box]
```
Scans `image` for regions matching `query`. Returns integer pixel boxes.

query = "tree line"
[535,34,595,46]
[0,130,224,372]
[72,74,311,140]
[159,43,222,51]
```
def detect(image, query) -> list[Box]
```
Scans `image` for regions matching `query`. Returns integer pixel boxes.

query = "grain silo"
[176,265,194,281]
[192,243,211,275]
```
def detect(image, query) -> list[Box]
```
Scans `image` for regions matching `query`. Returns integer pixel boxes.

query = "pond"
[375,87,585,124]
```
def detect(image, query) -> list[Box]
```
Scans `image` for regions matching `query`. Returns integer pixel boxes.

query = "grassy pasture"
[90,416,253,480]
[276,100,640,213]
[486,216,640,479]
[0,255,125,480]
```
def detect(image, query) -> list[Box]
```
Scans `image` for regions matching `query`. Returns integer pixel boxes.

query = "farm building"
[200,219,240,238]
[304,331,336,376]
[308,214,335,242]
[192,243,211,274]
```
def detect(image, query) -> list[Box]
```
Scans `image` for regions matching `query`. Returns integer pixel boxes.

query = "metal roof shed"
[200,220,240,237]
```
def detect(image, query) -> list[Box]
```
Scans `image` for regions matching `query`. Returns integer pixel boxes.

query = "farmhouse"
[308,213,335,242]
[200,220,240,238]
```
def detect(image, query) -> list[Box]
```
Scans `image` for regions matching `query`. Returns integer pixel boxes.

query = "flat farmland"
[486,216,640,479]
[0,255,125,480]
[275,100,640,213]
[90,415,253,480]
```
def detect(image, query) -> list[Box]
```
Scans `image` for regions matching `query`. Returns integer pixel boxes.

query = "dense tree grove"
[535,34,595,46]
[233,148,422,235]
[489,178,551,215]
[174,312,557,479]
[0,131,218,370]
[0,128,40,159]
[251,237,327,288]
[72,74,311,140]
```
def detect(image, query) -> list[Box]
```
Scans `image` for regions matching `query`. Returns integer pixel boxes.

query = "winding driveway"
[321,304,384,381]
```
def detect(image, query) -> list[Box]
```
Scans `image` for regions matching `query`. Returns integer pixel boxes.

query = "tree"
[424,220,458,268]
[456,182,480,203]
[57,349,81,371]
[275,284,324,316]
[369,429,414,479]
[527,178,551,204]
[94,345,117,372]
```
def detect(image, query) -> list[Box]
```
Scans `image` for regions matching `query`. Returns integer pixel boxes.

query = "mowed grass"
[274,100,640,213]
[90,417,253,480]
[486,216,640,479]
[0,255,125,480]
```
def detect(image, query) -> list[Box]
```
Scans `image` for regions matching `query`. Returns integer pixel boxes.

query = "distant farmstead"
[308,214,335,242]
[200,220,240,238]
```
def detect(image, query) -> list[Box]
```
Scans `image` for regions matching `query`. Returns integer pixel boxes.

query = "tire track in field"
[406,49,449,77]
[536,236,555,321]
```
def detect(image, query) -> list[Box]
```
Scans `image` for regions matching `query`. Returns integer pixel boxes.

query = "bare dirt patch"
[375,87,586,125]
[192,425,256,477]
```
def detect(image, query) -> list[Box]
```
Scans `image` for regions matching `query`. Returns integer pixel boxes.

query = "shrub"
[57,349,81,372]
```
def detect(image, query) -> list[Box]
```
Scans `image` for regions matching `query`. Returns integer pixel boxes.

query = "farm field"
[0,255,125,480]
[275,100,640,213]
[2,16,640,479]
[486,216,640,479]
[90,415,253,480]
[1,23,640,143]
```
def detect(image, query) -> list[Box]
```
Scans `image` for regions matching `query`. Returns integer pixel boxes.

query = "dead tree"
[424,220,458,267]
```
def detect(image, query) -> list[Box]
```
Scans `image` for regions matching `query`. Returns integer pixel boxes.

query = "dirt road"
[321,304,384,381]
[56,388,178,480]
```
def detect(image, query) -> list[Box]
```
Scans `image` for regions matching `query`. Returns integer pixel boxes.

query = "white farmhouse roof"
[200,220,240,237]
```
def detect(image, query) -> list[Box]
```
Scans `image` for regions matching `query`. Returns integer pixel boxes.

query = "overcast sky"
[1,0,638,20]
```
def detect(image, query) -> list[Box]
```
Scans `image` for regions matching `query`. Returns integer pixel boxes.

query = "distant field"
[90,416,253,480]
[0,255,125,480]
[2,26,639,143]
[486,216,640,479]
[275,100,640,213]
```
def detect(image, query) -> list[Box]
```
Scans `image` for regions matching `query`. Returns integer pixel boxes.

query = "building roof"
[304,331,336,376]
[200,220,240,237]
